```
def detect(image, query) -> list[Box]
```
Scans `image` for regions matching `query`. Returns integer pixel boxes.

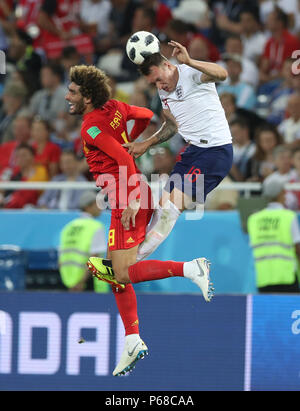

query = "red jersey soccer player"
[65,65,213,376]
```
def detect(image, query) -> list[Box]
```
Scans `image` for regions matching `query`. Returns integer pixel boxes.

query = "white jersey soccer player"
[124,41,233,261]
[158,64,232,149]
[87,42,230,376]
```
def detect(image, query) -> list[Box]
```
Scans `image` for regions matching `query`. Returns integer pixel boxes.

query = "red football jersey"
[81,99,153,208]
[263,29,300,73]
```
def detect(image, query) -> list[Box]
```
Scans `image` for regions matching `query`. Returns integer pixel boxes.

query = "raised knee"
[113,266,130,284]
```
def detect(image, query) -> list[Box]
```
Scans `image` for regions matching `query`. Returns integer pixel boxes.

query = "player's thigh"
[160,187,193,211]
[111,245,139,283]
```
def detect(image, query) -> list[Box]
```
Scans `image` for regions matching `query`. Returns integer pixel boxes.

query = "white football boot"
[113,336,148,376]
[183,258,214,302]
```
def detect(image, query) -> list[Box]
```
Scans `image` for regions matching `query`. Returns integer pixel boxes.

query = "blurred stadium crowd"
[0,0,300,211]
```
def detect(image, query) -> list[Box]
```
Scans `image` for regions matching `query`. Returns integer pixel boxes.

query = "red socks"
[112,283,139,336]
[112,261,184,337]
[128,260,184,283]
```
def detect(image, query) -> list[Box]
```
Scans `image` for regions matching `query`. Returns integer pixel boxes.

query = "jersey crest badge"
[175,85,183,99]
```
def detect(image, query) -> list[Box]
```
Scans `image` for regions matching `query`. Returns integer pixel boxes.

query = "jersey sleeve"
[189,66,203,84]
[82,123,140,197]
[118,101,154,141]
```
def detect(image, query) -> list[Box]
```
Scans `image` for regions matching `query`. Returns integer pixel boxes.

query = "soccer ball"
[126,31,160,65]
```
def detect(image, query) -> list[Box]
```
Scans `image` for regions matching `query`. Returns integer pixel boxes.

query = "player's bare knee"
[113,265,130,284]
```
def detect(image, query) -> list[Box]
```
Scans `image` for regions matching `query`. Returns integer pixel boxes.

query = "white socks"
[182,260,194,279]
[125,333,140,345]
[137,200,181,261]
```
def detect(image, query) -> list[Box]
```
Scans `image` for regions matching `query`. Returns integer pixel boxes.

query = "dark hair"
[32,116,52,133]
[138,53,168,75]
[62,46,78,59]
[226,33,242,42]
[16,143,35,156]
[254,124,283,161]
[274,6,289,28]
[136,6,156,25]
[240,8,261,24]
[69,65,111,109]
[42,63,65,82]
[16,28,33,45]
[167,18,196,34]
[229,116,250,129]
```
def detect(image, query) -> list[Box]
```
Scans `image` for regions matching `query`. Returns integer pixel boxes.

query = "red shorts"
[108,182,153,251]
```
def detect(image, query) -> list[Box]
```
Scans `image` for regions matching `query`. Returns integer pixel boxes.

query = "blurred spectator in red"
[164,18,220,62]
[0,115,32,180]
[0,143,48,209]
[142,0,172,31]
[30,117,61,178]
[188,36,210,61]
[0,82,28,144]
[7,29,43,93]
[28,63,68,123]
[247,125,283,182]
[73,135,92,180]
[0,0,14,35]
[37,0,94,61]
[278,93,300,148]
[260,6,300,84]
[239,8,267,65]
[37,150,88,210]
[0,0,13,20]
[259,0,298,30]
[15,0,43,50]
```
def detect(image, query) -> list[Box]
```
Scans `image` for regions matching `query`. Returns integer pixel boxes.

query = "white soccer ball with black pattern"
[126,31,160,65]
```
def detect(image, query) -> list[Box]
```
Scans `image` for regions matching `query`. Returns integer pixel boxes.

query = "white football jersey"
[158,64,232,148]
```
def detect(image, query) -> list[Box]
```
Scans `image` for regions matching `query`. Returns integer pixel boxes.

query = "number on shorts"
[108,229,115,247]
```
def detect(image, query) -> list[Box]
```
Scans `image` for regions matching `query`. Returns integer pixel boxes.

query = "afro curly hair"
[69,65,111,109]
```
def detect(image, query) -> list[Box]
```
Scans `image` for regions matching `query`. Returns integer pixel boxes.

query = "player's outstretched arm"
[127,105,154,141]
[123,109,178,158]
[168,40,227,83]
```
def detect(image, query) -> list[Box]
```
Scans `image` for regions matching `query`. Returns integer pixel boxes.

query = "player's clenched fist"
[168,40,191,65]
[121,199,141,230]
[123,141,150,158]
